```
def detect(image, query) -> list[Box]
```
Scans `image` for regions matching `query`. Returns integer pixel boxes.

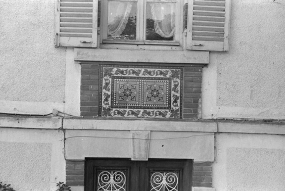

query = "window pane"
[146,3,176,41]
[108,1,137,40]
[150,171,179,191]
[97,170,127,191]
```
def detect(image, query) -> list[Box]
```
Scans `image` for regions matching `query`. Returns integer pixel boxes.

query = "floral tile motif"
[101,66,182,118]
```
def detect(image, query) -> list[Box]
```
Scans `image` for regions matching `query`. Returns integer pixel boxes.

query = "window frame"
[99,0,183,46]
[85,158,193,191]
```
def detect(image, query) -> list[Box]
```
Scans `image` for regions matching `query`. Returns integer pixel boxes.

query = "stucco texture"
[213,133,285,191]
[0,128,65,191]
[227,148,285,191]
[0,0,66,102]
[209,0,285,118]
[0,142,52,191]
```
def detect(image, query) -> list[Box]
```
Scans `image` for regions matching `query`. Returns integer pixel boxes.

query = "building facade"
[0,0,285,191]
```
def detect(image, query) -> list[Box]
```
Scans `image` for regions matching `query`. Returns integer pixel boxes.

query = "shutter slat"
[193,31,224,37]
[193,26,224,32]
[194,1,225,7]
[56,0,98,47]
[193,36,224,42]
[60,13,92,17]
[60,23,93,28]
[60,33,92,37]
[187,0,230,51]
[196,0,225,1]
[193,11,225,17]
[60,8,93,12]
[60,3,93,7]
[193,16,225,22]
[193,21,224,27]
[61,0,93,2]
[60,18,92,23]
[60,28,92,33]
[194,6,225,12]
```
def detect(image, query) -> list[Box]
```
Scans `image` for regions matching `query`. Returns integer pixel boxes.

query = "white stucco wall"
[0,0,66,104]
[203,0,285,119]
[0,128,65,191]
[213,132,285,191]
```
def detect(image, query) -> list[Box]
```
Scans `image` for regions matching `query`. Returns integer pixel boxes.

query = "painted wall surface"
[0,0,66,103]
[213,133,285,191]
[203,0,285,119]
[0,128,65,191]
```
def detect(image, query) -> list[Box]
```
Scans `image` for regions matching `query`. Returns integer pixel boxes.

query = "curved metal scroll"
[150,172,179,191]
[97,170,127,191]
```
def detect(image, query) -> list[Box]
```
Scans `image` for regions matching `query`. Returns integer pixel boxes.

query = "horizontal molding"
[0,116,62,129]
[218,122,285,135]
[74,49,209,64]
[0,100,64,115]
[1,116,285,135]
[63,119,217,132]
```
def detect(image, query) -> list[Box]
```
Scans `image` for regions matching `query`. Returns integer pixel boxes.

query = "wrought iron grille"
[97,170,127,191]
[150,171,179,191]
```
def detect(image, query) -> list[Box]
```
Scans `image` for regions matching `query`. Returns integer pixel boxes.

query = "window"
[100,0,181,45]
[56,0,231,51]
[85,158,193,191]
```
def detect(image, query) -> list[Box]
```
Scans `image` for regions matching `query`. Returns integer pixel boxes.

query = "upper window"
[100,0,180,44]
[56,0,231,51]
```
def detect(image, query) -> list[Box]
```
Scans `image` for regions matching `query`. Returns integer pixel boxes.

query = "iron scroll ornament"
[150,172,179,191]
[97,170,127,191]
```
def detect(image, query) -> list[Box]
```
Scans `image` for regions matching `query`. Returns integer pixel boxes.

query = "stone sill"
[63,118,216,132]
[74,48,209,64]
[1,116,285,135]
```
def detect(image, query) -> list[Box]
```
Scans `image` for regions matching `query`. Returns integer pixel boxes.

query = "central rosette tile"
[112,77,170,109]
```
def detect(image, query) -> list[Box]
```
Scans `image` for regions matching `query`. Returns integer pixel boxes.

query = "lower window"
[85,158,193,191]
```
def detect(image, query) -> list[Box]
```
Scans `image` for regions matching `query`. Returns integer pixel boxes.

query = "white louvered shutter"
[186,0,231,51]
[55,0,98,47]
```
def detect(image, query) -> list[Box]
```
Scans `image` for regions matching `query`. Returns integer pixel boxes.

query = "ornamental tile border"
[100,66,182,118]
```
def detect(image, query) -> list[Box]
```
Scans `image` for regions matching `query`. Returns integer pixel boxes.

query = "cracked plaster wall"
[0,0,66,102]
[0,128,65,191]
[204,0,285,119]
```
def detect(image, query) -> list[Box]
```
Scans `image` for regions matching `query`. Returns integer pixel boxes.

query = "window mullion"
[137,0,145,41]
[101,0,108,40]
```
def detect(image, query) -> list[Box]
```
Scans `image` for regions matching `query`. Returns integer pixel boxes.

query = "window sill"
[99,43,183,51]
[102,39,180,46]
[74,48,209,64]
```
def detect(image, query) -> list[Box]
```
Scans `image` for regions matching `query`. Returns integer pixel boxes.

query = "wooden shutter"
[55,0,98,47]
[186,0,231,51]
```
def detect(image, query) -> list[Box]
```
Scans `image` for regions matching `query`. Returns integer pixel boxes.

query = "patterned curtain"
[108,2,133,37]
[150,3,175,38]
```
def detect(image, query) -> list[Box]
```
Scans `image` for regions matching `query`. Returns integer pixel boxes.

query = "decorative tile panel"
[100,66,182,118]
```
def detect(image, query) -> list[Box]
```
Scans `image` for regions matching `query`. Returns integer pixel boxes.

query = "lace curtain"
[108,2,133,37]
[150,3,175,38]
